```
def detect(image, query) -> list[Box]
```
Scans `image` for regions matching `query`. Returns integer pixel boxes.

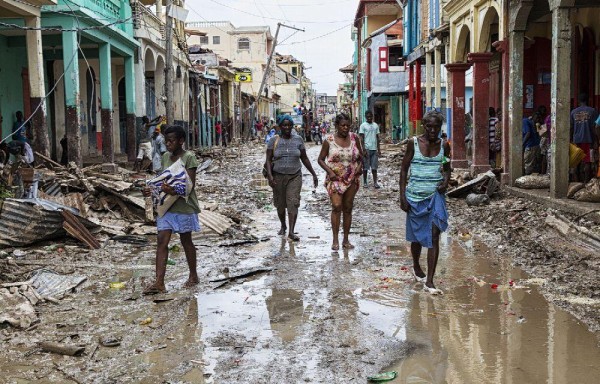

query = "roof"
[339,63,355,73]
[369,19,402,38]
[230,26,273,39]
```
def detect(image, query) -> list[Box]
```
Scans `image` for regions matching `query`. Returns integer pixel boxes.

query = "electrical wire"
[205,0,353,24]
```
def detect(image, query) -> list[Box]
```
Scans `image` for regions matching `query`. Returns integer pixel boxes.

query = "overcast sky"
[186,0,357,95]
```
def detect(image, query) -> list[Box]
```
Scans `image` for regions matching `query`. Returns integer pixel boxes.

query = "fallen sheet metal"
[0,198,96,247]
[199,209,233,235]
[30,269,87,299]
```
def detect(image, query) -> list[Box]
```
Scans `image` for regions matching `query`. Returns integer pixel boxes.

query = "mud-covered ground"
[1,142,599,383]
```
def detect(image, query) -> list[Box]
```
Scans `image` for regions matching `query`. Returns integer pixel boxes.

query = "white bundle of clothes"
[146,159,193,217]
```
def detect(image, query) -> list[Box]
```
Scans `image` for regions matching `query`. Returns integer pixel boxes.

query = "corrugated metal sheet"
[0,198,96,248]
[199,210,233,235]
[0,199,66,247]
[30,269,87,298]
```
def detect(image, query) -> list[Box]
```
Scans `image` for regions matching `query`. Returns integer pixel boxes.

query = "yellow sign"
[235,72,252,82]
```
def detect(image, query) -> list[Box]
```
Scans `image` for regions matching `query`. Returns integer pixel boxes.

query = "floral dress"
[325,133,361,196]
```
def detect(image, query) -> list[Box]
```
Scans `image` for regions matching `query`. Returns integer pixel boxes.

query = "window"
[291,66,298,77]
[388,46,404,67]
[199,36,208,44]
[238,38,250,50]
[378,47,388,72]
[213,36,220,45]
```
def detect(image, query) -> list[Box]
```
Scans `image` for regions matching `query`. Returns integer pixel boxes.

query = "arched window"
[238,38,250,50]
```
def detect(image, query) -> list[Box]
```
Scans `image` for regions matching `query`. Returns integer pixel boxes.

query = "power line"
[205,0,353,24]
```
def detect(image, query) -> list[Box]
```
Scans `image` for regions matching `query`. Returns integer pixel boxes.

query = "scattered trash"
[517,316,526,324]
[39,341,85,356]
[140,317,153,325]
[466,193,490,206]
[109,282,126,289]
[168,244,181,252]
[167,258,176,266]
[367,371,398,382]
[99,335,122,347]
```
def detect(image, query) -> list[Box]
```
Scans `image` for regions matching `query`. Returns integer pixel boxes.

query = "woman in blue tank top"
[399,110,451,295]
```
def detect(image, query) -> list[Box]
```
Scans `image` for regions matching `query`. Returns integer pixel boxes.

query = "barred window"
[238,38,250,50]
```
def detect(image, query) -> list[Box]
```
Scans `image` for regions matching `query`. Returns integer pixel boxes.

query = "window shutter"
[379,47,389,72]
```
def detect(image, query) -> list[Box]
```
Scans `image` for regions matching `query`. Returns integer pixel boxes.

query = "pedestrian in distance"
[318,113,363,251]
[570,93,599,182]
[265,114,319,242]
[399,110,450,295]
[143,125,201,294]
[522,112,542,175]
[151,126,167,173]
[13,111,28,143]
[360,110,381,188]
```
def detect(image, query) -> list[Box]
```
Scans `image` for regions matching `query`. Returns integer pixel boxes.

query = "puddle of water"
[368,238,600,383]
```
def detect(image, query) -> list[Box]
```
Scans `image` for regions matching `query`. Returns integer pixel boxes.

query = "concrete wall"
[0,35,27,140]
[274,84,301,114]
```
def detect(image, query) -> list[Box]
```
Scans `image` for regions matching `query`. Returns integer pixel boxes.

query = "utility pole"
[255,22,304,123]
[164,0,175,124]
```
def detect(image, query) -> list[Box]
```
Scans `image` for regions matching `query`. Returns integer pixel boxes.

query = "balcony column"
[25,16,50,157]
[415,60,422,134]
[425,51,432,111]
[445,63,472,169]
[434,46,442,109]
[125,55,136,162]
[155,0,162,18]
[494,39,512,184]
[62,30,82,166]
[468,52,494,174]
[99,43,113,163]
[550,6,571,198]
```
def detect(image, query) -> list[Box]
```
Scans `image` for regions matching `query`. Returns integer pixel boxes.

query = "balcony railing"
[132,1,164,40]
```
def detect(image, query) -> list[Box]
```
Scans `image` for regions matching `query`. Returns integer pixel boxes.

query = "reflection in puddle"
[368,237,600,383]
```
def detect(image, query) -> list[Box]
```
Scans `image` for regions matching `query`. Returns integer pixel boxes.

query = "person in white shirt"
[359,111,381,188]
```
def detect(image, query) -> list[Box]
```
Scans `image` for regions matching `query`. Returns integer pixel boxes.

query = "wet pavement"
[189,145,600,383]
[1,144,599,383]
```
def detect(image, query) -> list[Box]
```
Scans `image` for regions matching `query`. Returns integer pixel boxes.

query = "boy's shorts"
[137,141,153,160]
[363,150,379,171]
[157,212,200,233]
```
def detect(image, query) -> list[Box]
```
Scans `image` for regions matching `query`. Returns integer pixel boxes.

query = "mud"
[0,142,599,383]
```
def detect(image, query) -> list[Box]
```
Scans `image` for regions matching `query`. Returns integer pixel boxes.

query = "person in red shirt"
[215,120,222,146]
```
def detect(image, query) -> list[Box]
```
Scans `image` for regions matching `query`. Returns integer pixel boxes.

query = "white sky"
[186,0,358,95]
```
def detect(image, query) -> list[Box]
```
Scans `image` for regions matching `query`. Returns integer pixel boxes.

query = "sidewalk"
[506,187,600,223]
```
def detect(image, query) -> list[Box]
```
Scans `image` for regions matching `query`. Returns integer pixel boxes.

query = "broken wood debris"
[61,210,101,249]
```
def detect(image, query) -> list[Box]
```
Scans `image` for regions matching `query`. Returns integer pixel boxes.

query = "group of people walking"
[140,109,450,297]
[264,110,450,294]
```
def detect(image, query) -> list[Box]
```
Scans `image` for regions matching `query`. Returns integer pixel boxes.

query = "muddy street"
[1,143,599,383]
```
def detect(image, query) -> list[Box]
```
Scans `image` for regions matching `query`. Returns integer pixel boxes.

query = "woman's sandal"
[277,227,287,236]
[412,269,427,283]
[342,243,355,249]
[332,243,340,251]
[423,286,443,295]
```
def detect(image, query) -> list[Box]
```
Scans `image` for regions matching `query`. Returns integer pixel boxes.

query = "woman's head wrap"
[277,114,294,126]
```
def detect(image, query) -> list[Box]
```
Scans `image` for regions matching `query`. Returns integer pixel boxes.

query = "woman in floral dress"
[318,113,363,250]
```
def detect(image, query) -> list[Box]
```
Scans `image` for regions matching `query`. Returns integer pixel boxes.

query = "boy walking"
[359,111,381,188]
[143,125,201,294]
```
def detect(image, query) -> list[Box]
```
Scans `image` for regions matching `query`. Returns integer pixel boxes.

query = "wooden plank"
[61,210,101,249]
